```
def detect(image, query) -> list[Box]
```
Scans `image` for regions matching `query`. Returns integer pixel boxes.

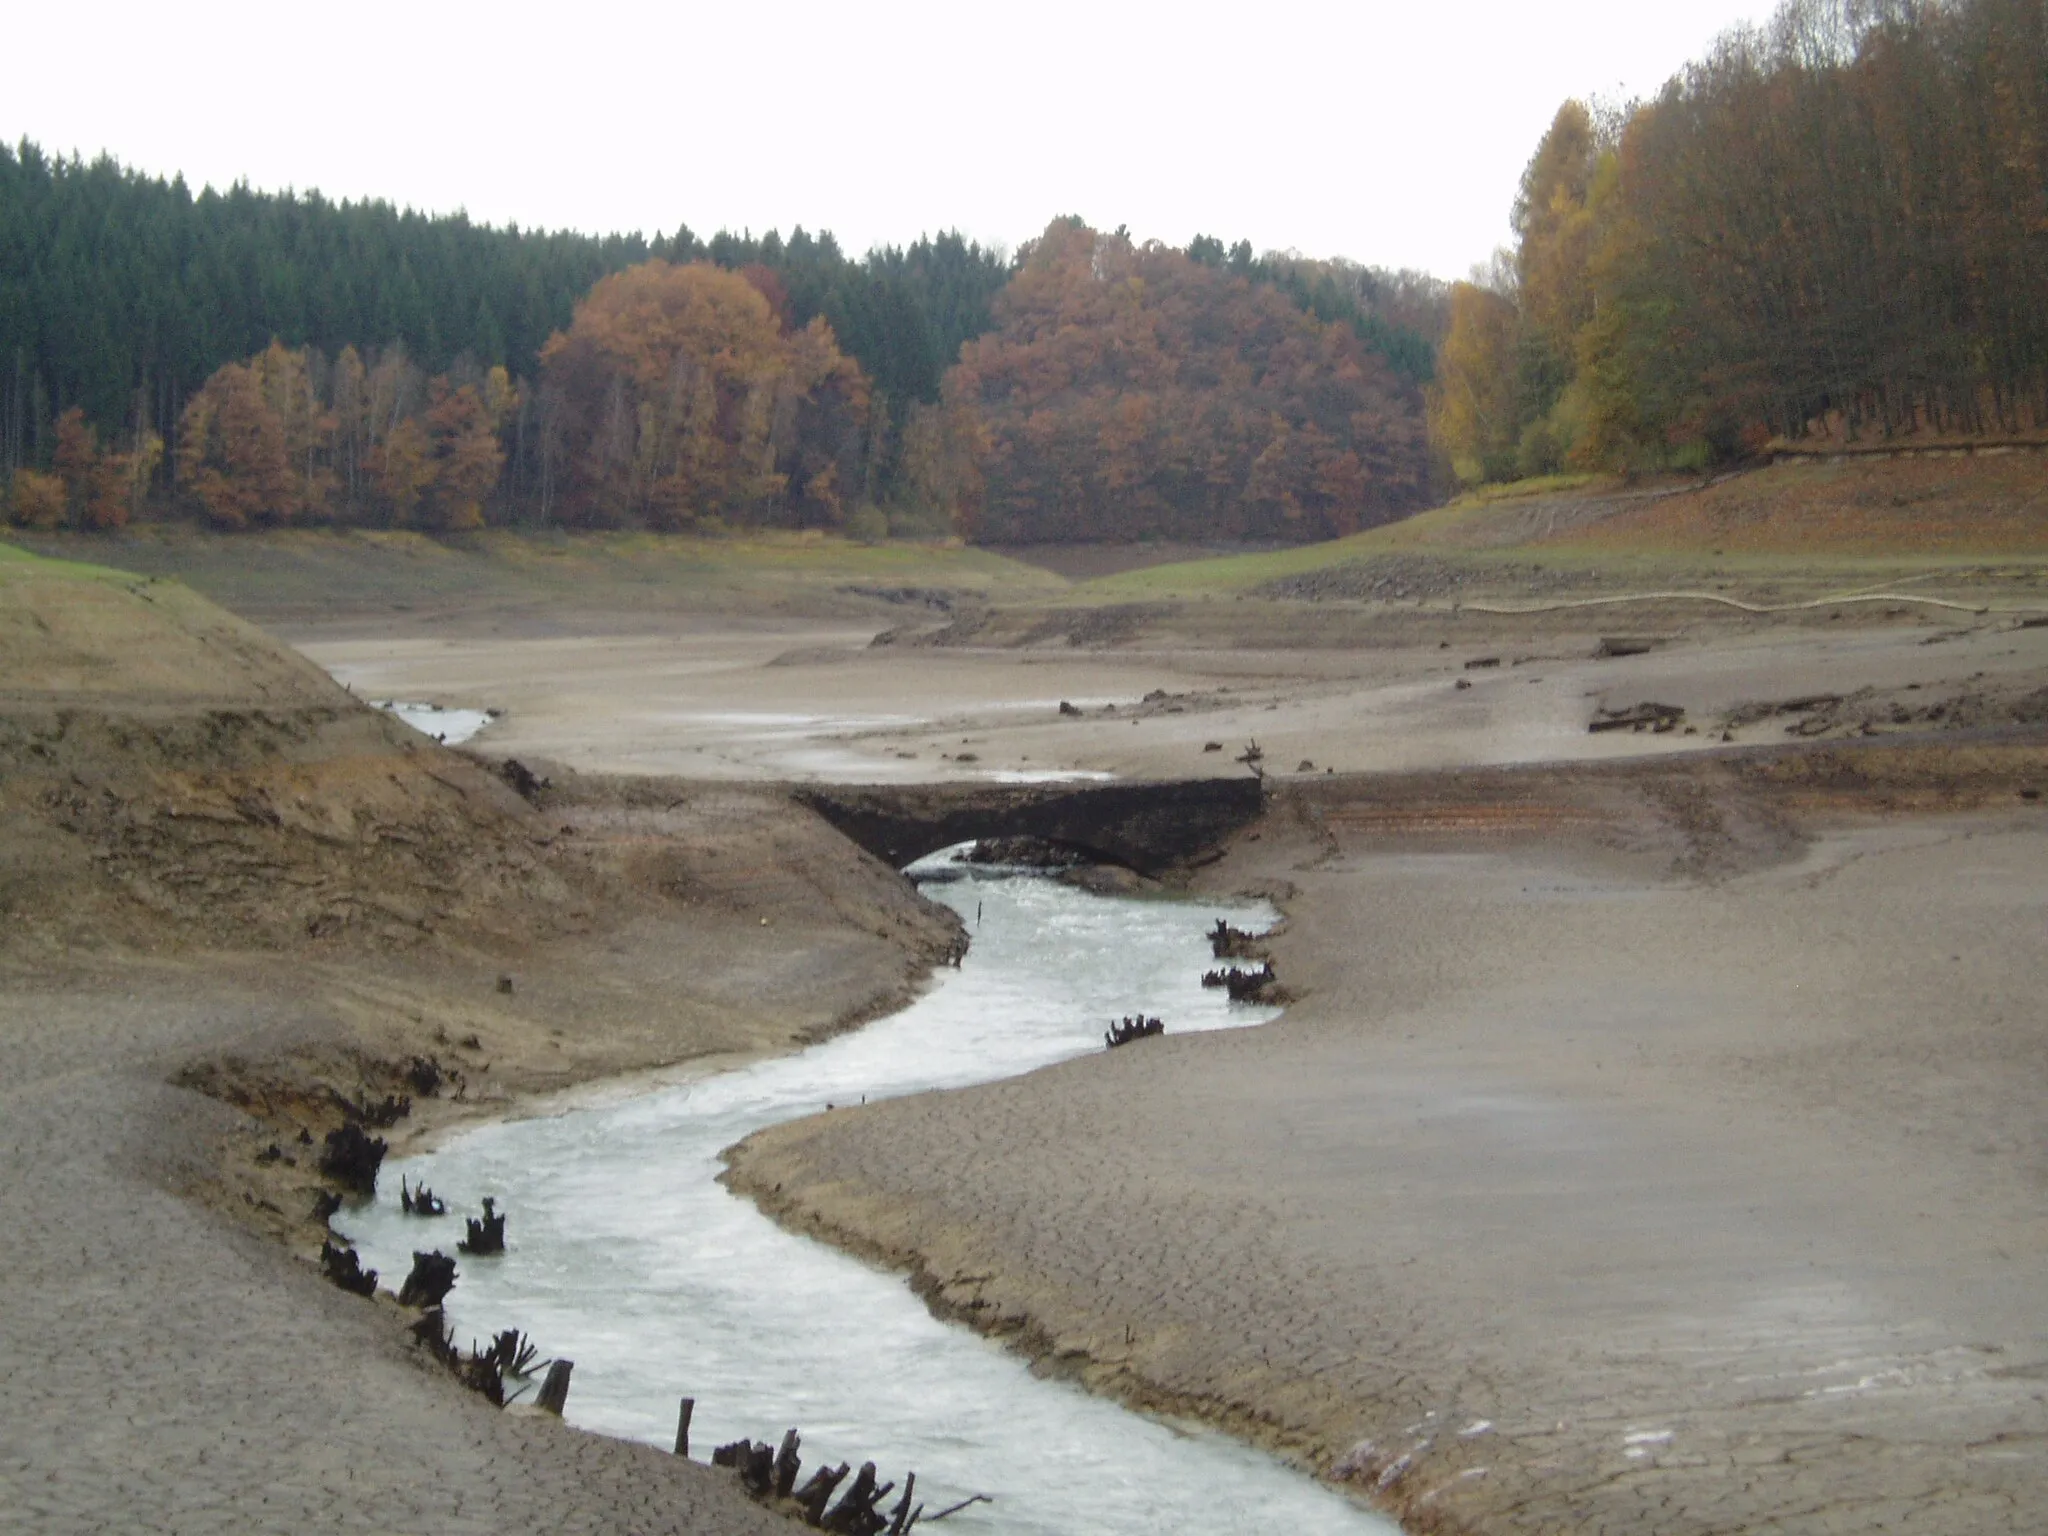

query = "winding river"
[338,854,1395,1535]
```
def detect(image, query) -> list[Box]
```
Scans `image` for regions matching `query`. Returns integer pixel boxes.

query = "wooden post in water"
[674,1396,695,1457]
[535,1358,573,1415]
[772,1428,803,1498]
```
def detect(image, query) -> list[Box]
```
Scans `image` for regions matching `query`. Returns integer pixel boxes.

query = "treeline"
[12,232,1435,542]
[0,140,1013,524]
[1435,0,2048,484]
[0,141,1446,541]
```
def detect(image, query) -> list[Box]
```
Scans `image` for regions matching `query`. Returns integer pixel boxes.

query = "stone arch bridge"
[796,777,1265,876]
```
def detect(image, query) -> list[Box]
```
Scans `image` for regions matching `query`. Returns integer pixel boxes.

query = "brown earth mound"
[0,554,964,1533]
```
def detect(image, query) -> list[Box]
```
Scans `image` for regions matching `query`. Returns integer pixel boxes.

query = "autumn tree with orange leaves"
[537,261,870,529]
[172,341,513,529]
[926,220,1431,542]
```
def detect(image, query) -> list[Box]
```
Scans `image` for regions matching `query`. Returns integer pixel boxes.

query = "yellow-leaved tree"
[1427,283,1522,485]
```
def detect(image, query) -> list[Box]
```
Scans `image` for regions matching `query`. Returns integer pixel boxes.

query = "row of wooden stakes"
[319,1172,976,1531]
[704,1417,937,1533]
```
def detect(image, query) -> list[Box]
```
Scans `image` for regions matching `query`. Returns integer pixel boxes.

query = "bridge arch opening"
[903,832,1139,876]
[795,778,1266,882]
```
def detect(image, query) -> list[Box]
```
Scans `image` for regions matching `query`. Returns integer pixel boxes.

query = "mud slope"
[0,553,961,1536]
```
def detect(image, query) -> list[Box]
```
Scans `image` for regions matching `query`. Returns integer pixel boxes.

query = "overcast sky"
[4,0,1783,281]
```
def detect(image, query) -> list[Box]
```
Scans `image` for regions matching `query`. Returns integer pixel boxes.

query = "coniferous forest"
[3,0,2041,541]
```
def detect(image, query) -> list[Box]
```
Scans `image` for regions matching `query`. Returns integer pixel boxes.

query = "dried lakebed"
[339,857,1397,1536]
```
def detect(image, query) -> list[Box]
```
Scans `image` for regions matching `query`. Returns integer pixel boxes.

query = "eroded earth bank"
[0,558,962,1535]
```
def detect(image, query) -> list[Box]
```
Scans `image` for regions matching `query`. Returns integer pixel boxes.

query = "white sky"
[3,0,1783,281]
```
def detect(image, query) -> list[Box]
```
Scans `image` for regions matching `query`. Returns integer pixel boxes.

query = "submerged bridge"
[796,776,1266,875]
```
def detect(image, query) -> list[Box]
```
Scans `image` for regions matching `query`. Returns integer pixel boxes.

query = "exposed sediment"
[0,560,964,1535]
[727,743,2048,1535]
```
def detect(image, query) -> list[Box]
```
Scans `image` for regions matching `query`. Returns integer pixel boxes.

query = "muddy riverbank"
[728,749,2048,1535]
[0,556,965,1535]
[10,532,2048,1535]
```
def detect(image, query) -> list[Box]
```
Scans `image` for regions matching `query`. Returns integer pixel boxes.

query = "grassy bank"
[3,525,1070,633]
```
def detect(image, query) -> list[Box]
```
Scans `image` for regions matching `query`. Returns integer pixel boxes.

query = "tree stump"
[535,1358,573,1415]
[399,1176,446,1217]
[319,1240,377,1297]
[396,1250,458,1309]
[822,1462,880,1533]
[459,1196,506,1255]
[773,1428,804,1498]
[796,1463,850,1524]
[318,1123,386,1194]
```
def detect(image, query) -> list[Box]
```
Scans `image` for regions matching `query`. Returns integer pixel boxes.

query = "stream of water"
[339,856,1396,1535]
[374,699,496,745]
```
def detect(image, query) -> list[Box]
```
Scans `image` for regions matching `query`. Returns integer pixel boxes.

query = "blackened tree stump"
[396,1250,458,1309]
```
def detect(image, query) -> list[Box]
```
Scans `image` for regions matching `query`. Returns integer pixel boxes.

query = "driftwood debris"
[396,1250,458,1309]
[1589,701,1685,734]
[795,1462,850,1524]
[459,1196,506,1255]
[399,1176,446,1217]
[483,1327,541,1379]
[707,1429,926,1533]
[455,1346,507,1404]
[1105,1015,1165,1049]
[923,1493,992,1522]
[1202,962,1278,1001]
[775,1428,805,1497]
[318,1123,387,1194]
[713,1438,780,1496]
[320,1240,377,1296]
[1597,635,1662,657]
[1208,918,1265,959]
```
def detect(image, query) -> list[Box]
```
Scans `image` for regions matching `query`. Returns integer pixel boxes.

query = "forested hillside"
[0,144,1014,526]
[11,0,2034,543]
[0,142,1441,541]
[1434,0,2047,485]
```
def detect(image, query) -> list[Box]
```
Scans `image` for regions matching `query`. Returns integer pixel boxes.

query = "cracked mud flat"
[728,759,2048,1535]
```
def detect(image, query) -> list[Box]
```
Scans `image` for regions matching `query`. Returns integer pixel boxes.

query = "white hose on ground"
[1453,590,2017,617]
